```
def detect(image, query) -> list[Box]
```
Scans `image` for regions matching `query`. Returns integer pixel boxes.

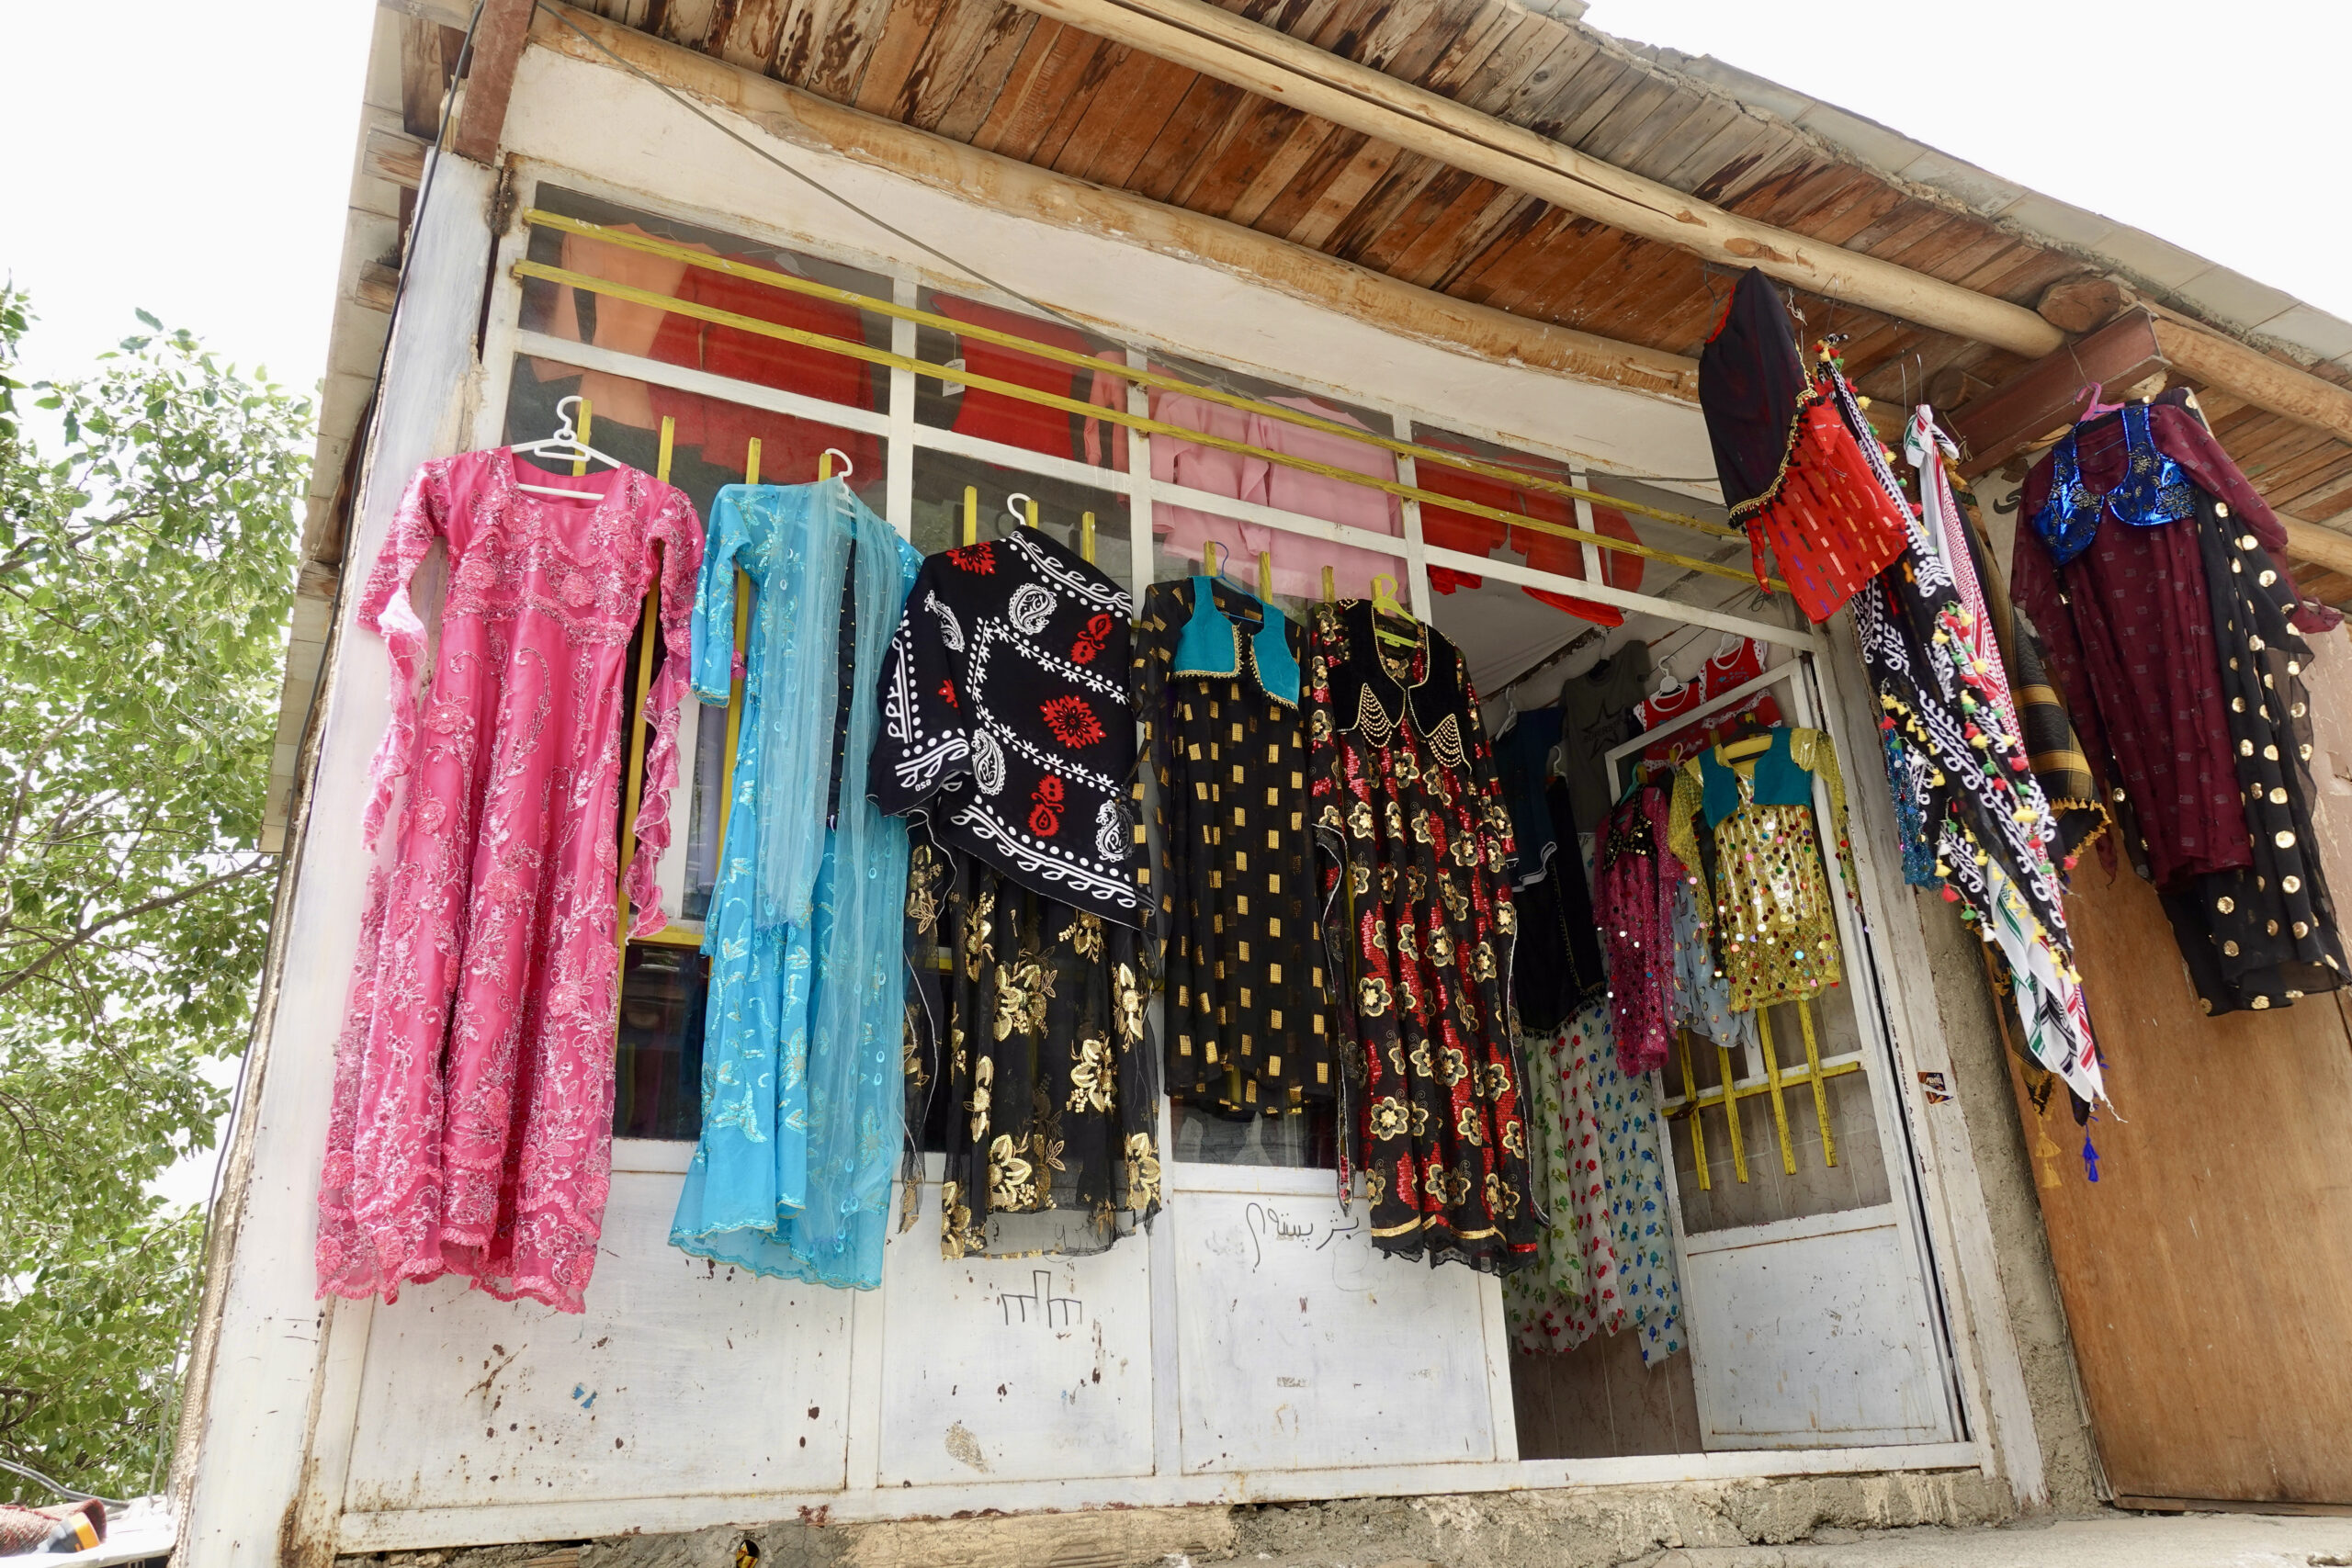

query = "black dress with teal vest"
[1134,576,1333,1116]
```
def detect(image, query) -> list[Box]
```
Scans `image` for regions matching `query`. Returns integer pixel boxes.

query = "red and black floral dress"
[1307,600,1540,1273]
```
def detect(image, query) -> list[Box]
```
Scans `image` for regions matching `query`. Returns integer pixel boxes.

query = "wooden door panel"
[2016,863,2352,1505]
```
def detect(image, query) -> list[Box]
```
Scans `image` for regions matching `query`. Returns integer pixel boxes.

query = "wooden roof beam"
[1001,0,2066,359]
[450,0,534,164]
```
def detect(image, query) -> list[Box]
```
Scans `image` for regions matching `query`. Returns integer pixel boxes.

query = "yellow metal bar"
[1257,550,1273,602]
[514,258,1774,589]
[1080,510,1096,563]
[1023,494,1039,529]
[1713,1039,1749,1185]
[1755,1007,1798,1177]
[820,448,834,481]
[1322,565,1336,603]
[961,485,978,546]
[522,208,1745,545]
[744,435,763,487]
[1796,997,1838,1168]
[1204,539,1221,578]
[1678,1030,1709,1193]
[574,399,593,478]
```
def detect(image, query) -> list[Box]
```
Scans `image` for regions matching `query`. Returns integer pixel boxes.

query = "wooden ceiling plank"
[1325,149,1450,262]
[2279,465,2352,521]
[2263,447,2352,509]
[1172,97,1306,209]
[851,0,948,114]
[1537,57,1647,148]
[973,21,1104,157]
[1435,199,1560,302]
[1346,0,1464,81]
[1279,134,1407,248]
[805,0,908,99]
[397,17,454,139]
[1586,83,1722,179]
[1350,163,1487,274]
[710,0,787,67]
[1227,115,1343,228]
[770,0,839,84]
[1129,73,1250,201]
[1624,96,1744,186]
[1416,1,1521,96]
[1252,126,1376,237]
[1676,121,1794,204]
[1453,15,1580,118]
[1035,39,1142,171]
[901,0,1028,127]
[1398,182,1524,289]
[926,8,1040,140]
[1066,48,1204,185]
[1491,33,1607,132]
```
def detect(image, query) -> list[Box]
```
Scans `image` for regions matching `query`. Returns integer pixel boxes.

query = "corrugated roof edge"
[1585,29,2352,378]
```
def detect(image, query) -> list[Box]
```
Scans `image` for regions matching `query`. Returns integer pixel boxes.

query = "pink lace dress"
[316,448,702,1312]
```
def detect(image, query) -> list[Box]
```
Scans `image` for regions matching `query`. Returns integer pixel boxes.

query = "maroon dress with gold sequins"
[1306,600,1539,1274]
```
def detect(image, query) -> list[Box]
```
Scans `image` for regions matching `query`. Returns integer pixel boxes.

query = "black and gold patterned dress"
[1134,576,1332,1116]
[873,530,1160,1258]
[1307,600,1540,1274]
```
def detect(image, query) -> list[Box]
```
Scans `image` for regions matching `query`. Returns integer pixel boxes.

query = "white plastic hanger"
[511,396,620,499]
[821,447,854,482]
[1651,658,1686,701]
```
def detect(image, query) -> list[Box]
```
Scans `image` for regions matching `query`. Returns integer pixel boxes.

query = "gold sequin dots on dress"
[1133,576,1332,1117]
[1667,726,1856,1012]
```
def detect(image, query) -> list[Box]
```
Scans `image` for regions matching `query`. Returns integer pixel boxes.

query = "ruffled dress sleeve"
[624,479,707,937]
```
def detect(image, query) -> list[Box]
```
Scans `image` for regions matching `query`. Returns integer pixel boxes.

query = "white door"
[1612,656,1959,1450]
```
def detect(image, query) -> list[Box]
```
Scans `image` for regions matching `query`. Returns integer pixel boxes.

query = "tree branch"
[0,859,273,1003]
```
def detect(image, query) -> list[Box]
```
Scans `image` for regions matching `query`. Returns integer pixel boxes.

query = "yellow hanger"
[1718,732,1775,763]
[1366,573,1419,648]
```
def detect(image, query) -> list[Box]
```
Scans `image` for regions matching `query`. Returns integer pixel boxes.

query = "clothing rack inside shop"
[1599,657,1802,796]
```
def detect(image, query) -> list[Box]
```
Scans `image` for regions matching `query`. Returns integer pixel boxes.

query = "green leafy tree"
[0,287,308,1498]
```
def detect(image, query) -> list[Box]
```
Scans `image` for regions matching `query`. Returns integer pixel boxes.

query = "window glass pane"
[1140,358,1407,606]
[519,184,892,489]
[614,943,708,1141]
[913,289,1124,468]
[909,446,1130,578]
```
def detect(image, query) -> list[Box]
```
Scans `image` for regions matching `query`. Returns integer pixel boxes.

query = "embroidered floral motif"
[1028,775,1066,837]
[946,542,997,573]
[1040,694,1105,750]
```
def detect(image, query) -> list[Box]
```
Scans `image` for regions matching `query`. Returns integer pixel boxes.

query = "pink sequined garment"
[1594,783,1682,1076]
[316,448,702,1312]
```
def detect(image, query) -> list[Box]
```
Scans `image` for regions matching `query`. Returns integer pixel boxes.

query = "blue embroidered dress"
[671,479,920,1288]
